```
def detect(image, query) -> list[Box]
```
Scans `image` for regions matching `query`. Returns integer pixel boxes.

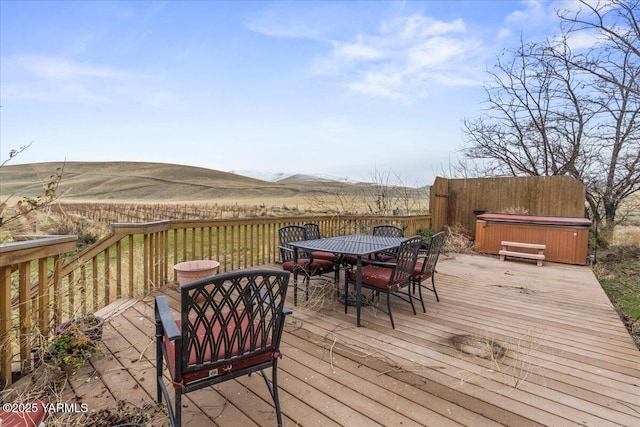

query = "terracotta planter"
[174,260,220,286]
[174,260,220,302]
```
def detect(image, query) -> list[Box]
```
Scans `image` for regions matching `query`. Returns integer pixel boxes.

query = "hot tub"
[475,213,592,265]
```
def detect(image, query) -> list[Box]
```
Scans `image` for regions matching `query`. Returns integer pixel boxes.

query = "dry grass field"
[0,161,430,217]
[612,193,640,245]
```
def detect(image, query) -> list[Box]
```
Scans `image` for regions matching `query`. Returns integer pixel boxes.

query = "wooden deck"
[54,253,639,426]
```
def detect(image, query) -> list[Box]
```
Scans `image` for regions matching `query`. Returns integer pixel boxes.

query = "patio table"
[289,234,404,327]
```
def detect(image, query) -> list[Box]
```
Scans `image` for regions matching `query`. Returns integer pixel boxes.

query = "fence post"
[0,266,11,388]
[430,177,449,231]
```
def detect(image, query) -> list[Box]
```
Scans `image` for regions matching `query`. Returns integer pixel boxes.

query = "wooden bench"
[499,241,546,266]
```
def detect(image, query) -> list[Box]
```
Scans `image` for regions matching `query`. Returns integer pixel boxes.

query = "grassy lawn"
[595,246,640,348]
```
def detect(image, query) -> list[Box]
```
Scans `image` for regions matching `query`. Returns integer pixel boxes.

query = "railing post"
[53,255,62,326]
[0,266,12,388]
[143,233,150,294]
[18,262,30,374]
[128,235,134,297]
[38,258,49,337]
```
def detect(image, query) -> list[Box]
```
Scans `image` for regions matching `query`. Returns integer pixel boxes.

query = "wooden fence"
[430,176,587,238]
[0,213,431,387]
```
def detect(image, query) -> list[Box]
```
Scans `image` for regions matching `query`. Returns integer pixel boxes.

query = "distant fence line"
[51,201,305,223]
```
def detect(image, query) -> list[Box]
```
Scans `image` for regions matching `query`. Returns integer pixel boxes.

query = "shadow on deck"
[11,254,640,426]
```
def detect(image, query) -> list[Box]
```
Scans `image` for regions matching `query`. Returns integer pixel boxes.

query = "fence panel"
[430,176,586,238]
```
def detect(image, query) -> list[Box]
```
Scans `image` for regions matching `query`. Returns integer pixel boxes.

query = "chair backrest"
[419,231,446,276]
[372,225,403,238]
[179,269,290,375]
[389,236,422,285]
[303,222,321,240]
[278,225,308,262]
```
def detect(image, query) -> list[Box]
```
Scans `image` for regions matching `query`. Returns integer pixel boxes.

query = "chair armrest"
[155,295,180,340]
[364,259,397,269]
[279,246,314,264]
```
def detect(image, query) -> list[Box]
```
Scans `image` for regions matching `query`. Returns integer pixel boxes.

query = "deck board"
[20,253,639,426]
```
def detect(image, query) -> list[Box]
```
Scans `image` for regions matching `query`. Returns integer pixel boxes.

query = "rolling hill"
[0,161,376,203]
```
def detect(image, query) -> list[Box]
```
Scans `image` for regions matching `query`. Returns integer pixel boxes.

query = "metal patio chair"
[412,231,446,303]
[371,224,404,261]
[278,225,334,304]
[372,224,404,238]
[303,222,338,261]
[155,269,292,427]
[0,401,46,427]
[343,224,405,266]
[345,236,423,329]
[304,222,341,281]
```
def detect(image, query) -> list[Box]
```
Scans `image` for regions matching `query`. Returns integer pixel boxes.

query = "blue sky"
[1,1,567,186]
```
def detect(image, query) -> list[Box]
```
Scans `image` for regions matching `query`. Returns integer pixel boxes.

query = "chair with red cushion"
[0,401,46,427]
[344,224,404,266]
[303,222,341,282]
[371,225,404,261]
[345,236,422,329]
[302,222,336,261]
[278,225,334,304]
[372,224,403,238]
[155,269,292,427]
[412,231,446,304]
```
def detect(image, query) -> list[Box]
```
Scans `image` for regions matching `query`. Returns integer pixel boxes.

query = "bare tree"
[362,168,428,216]
[460,1,640,242]
[304,168,429,217]
[559,0,640,238]
[559,0,640,95]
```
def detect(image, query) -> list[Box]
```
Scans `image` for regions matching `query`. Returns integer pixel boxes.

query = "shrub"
[43,323,103,374]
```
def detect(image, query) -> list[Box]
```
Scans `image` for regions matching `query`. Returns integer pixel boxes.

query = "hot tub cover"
[476,213,592,227]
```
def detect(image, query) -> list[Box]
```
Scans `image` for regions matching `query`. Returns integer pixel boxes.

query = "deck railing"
[0,213,431,387]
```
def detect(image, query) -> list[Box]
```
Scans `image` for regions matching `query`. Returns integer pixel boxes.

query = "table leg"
[293,247,299,306]
[333,253,341,298]
[356,255,362,327]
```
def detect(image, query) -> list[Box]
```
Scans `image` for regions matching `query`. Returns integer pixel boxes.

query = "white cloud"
[504,0,546,26]
[431,73,480,87]
[316,13,483,99]
[407,37,478,69]
[15,54,125,81]
[345,69,407,99]
[564,29,605,50]
[497,28,512,40]
[1,54,129,104]
[334,41,385,61]
[504,0,559,30]
[382,15,466,39]
[246,12,321,39]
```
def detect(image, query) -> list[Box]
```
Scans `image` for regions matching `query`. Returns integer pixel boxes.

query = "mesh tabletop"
[289,234,404,256]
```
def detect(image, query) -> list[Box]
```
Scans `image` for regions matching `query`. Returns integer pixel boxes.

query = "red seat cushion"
[164,311,275,387]
[282,258,334,273]
[343,255,373,265]
[312,251,336,262]
[349,264,409,290]
[0,401,46,427]
[412,261,433,280]
[374,253,395,262]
